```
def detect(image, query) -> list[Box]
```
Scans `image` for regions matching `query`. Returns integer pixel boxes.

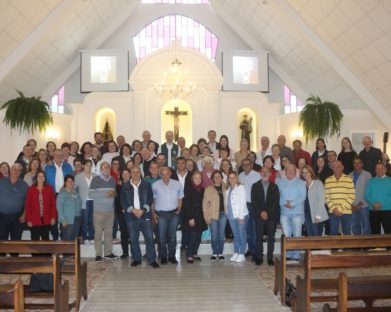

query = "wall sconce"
[45,128,59,141]
[292,128,303,140]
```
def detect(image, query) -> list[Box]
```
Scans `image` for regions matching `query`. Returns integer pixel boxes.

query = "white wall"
[0,112,72,164]
[279,109,389,155]
[62,4,285,110]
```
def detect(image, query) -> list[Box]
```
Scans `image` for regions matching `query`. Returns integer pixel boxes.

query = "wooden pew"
[0,254,69,311]
[322,272,391,312]
[0,239,87,311]
[295,250,391,312]
[274,234,391,305]
[0,280,25,312]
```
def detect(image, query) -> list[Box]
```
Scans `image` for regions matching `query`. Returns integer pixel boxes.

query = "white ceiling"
[1,0,391,125]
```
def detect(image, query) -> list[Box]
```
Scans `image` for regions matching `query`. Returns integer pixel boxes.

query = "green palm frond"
[299,95,343,143]
[1,90,53,134]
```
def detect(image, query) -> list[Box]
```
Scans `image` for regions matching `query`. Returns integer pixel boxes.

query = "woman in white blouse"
[226,171,248,263]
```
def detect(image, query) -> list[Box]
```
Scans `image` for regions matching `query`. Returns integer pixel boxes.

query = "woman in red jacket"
[25,171,57,240]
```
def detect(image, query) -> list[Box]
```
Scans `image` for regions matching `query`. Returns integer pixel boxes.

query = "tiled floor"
[80,254,290,312]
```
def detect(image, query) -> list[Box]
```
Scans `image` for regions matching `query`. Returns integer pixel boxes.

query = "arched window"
[133,15,219,63]
[284,85,304,114]
[50,86,65,114]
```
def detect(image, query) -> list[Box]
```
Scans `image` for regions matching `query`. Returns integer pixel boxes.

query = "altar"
[70,43,280,150]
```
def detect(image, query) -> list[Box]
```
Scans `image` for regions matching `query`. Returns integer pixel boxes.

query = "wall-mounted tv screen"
[222,50,269,92]
[80,50,129,92]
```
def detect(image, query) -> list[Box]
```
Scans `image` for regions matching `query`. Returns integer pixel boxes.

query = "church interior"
[1,0,391,311]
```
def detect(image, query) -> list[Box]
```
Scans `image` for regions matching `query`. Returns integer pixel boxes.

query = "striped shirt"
[325,174,355,214]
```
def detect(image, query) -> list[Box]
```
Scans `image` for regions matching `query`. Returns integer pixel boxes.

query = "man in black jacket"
[251,166,280,266]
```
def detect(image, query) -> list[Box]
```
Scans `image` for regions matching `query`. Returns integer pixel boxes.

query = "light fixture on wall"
[154,57,196,100]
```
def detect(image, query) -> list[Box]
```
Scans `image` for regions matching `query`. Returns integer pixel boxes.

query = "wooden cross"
[165,106,188,142]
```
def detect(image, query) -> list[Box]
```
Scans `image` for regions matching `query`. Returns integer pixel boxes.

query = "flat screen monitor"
[80,50,129,92]
[222,50,269,92]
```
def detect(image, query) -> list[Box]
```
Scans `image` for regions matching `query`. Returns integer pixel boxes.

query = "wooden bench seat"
[274,234,391,305]
[0,239,87,311]
[0,280,24,312]
[0,254,69,311]
[294,250,391,312]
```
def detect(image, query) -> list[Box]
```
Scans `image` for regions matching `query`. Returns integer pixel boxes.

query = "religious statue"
[165,106,188,141]
[240,114,252,149]
[103,119,113,144]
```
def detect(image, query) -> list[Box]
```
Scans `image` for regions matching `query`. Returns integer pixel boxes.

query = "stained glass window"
[284,85,303,114]
[133,15,219,63]
[50,86,65,114]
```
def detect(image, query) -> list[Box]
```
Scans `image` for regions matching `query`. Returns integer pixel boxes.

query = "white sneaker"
[230,253,239,262]
[235,254,246,263]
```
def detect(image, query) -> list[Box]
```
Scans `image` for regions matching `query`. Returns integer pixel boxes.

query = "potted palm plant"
[299,95,343,142]
[1,90,53,134]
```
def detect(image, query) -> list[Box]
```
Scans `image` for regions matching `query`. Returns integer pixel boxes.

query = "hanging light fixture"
[154,57,196,100]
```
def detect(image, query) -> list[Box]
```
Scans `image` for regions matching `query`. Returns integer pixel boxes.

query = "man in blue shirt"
[238,158,260,260]
[152,167,184,265]
[277,164,306,260]
[365,163,391,234]
[0,164,28,254]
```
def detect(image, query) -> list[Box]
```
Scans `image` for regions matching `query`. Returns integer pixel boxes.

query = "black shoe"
[120,254,128,259]
[267,258,274,266]
[244,250,252,257]
[187,257,194,263]
[251,256,256,262]
[168,257,178,264]
[218,255,225,261]
[255,258,263,266]
[150,261,160,268]
[193,255,201,261]
[131,260,141,267]
[210,255,218,261]
[160,257,168,265]
[104,253,119,260]
[95,256,102,262]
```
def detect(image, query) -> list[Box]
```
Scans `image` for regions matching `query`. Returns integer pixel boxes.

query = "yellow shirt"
[325,174,355,214]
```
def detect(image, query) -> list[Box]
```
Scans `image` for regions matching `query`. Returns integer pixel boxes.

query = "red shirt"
[110,169,120,184]
[25,185,57,226]
[269,169,278,184]
[293,149,312,166]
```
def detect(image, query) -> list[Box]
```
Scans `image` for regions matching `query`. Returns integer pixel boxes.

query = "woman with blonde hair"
[227,171,248,263]
[301,165,329,236]
[203,170,227,261]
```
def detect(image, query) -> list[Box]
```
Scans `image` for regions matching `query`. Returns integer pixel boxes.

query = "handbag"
[29,273,54,293]
[285,277,297,307]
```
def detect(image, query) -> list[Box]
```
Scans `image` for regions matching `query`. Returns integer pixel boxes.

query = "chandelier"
[154,58,196,100]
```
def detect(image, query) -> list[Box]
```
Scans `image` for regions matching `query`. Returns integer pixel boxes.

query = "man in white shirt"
[256,136,272,166]
[239,158,261,260]
[207,130,219,154]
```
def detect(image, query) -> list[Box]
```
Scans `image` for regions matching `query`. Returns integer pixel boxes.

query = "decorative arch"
[237,108,257,151]
[133,14,219,63]
[95,108,116,139]
[161,99,192,144]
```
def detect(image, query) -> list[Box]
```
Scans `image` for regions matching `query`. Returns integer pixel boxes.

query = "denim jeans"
[81,200,94,241]
[280,214,304,259]
[304,214,323,236]
[127,218,156,264]
[246,203,257,256]
[187,231,202,258]
[352,207,371,235]
[61,216,81,240]
[156,211,179,258]
[209,211,227,255]
[329,213,352,236]
[229,216,248,255]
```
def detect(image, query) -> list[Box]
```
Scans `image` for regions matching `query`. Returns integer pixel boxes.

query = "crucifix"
[165,106,188,142]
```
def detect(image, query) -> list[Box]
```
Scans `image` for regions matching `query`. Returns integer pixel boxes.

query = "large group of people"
[0,130,390,268]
